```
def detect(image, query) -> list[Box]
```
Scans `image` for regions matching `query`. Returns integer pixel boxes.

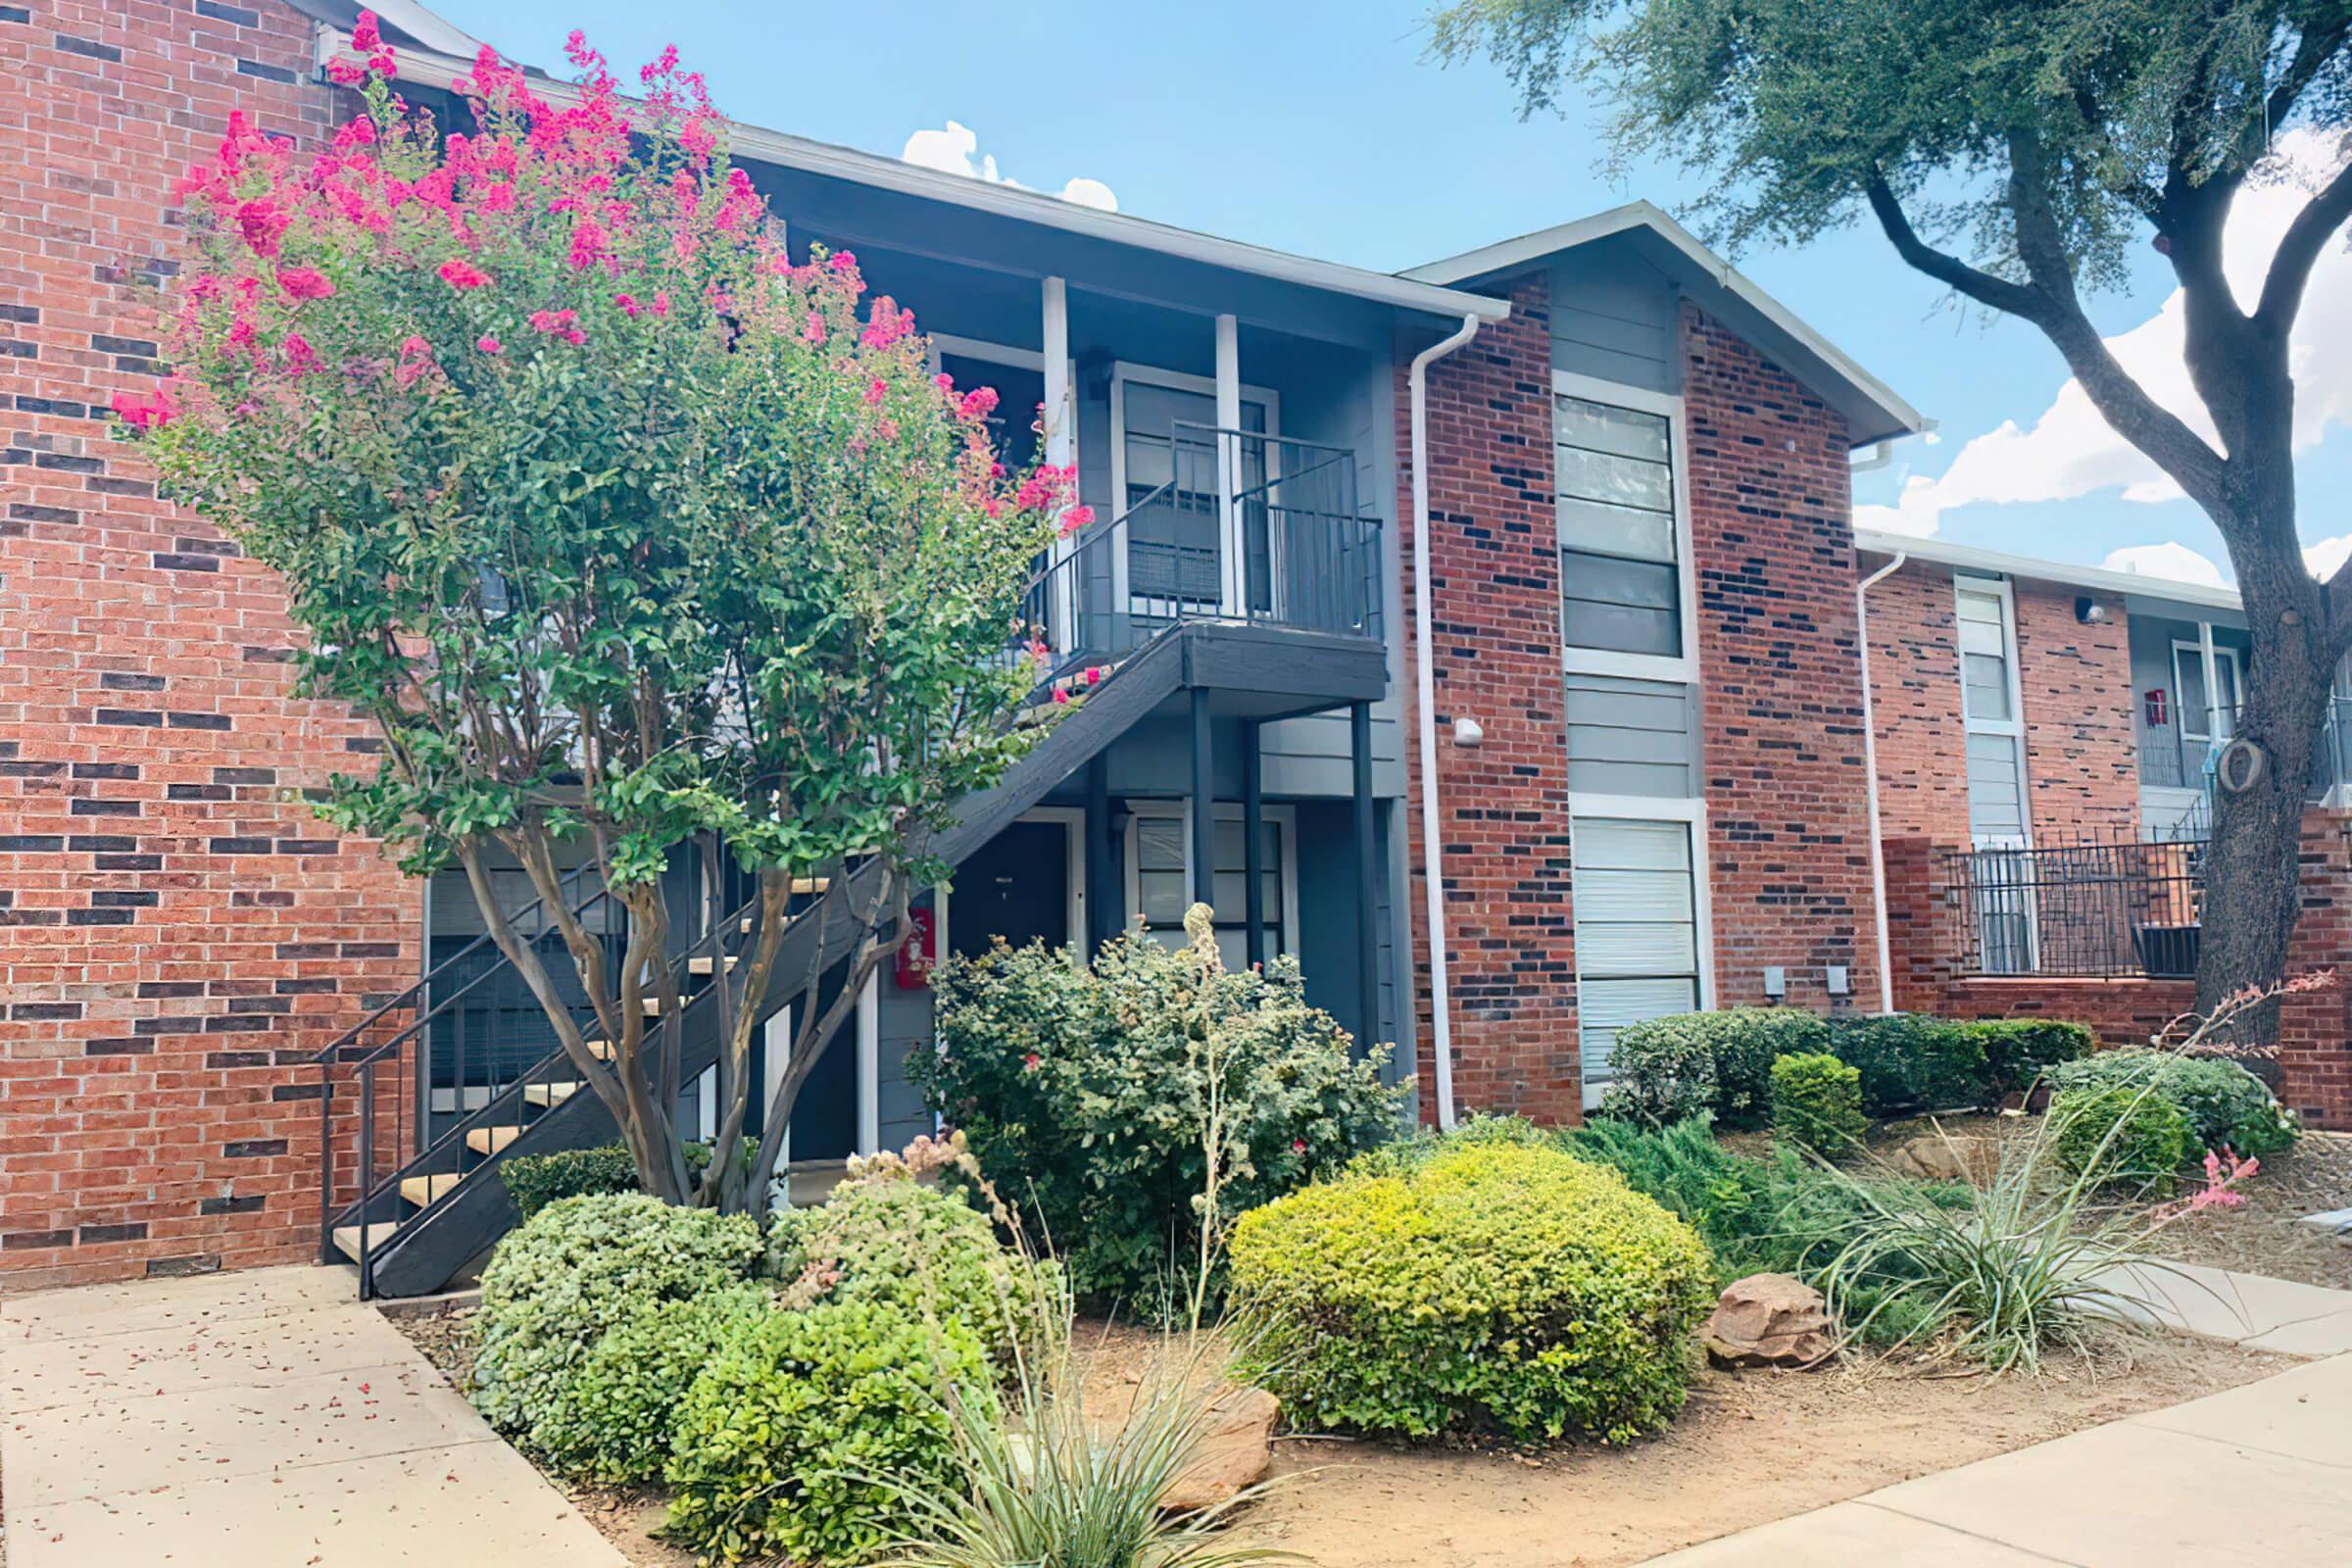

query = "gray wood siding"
[1549,243,1679,396]
[1563,674,1701,798]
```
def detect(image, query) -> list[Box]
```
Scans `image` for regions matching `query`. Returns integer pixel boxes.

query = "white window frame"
[1954,575,2032,848]
[931,334,1080,652]
[1566,795,1715,1110]
[2170,638,2242,745]
[1551,368,1700,686]
[1120,799,1301,958]
[1107,362,1281,620]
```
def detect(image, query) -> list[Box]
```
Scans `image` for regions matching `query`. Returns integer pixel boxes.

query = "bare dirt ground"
[397,1296,2294,1568]
[2155,1130,2352,1290]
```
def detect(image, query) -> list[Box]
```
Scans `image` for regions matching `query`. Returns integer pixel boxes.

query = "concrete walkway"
[1,1264,624,1567]
[1646,1265,2352,1566]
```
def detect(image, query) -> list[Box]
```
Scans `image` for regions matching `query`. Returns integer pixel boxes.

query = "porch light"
[1451,715,1485,749]
[2076,596,2109,623]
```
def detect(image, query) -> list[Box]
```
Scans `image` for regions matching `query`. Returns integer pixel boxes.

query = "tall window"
[1956,578,2034,972]
[1556,392,1683,662]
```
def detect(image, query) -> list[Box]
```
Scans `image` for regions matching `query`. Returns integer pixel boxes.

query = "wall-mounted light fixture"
[2076,596,2109,624]
[1451,715,1484,749]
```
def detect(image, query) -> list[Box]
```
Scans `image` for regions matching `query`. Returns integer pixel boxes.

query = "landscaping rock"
[1890,1131,1995,1184]
[1702,1273,1835,1369]
[1160,1387,1280,1512]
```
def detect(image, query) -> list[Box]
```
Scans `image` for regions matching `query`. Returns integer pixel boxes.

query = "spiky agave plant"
[1803,1081,2230,1373]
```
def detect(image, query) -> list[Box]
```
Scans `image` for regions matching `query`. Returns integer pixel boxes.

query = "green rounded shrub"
[470,1193,763,1444]
[764,1173,1060,1366]
[664,1301,994,1566]
[1964,1018,2093,1101]
[2045,1049,2300,1157]
[501,1141,750,1219]
[1600,1007,1831,1127]
[913,924,1399,1309]
[532,1283,772,1483]
[1771,1052,1867,1153]
[1828,1014,1985,1114]
[2050,1085,2194,1193]
[1228,1141,1715,1444]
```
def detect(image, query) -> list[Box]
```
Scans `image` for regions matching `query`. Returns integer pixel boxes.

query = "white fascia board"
[1854,527,2244,614]
[1406,200,1925,445]
[329,23,1511,328]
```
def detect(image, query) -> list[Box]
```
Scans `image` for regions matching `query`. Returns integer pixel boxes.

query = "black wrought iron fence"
[1941,836,2206,979]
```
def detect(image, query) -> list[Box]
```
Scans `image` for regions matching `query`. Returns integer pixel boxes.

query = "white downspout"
[1856,550,1907,1014]
[1410,314,1482,1128]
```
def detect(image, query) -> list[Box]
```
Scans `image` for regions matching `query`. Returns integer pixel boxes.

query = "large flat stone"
[0,1263,353,1344]
[1,1295,416,1412]
[2089,1259,2352,1353]
[1638,1501,2059,1565]
[1869,1419,2352,1565]
[2131,1351,2352,1466]
[5,1441,624,1568]
[5,1357,491,1505]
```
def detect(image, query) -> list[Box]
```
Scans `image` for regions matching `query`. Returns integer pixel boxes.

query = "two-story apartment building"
[16,0,2337,1298]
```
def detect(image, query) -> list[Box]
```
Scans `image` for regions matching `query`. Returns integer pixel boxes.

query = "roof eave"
[1854,527,2244,612]
[312,21,1511,327]
[1407,201,1926,448]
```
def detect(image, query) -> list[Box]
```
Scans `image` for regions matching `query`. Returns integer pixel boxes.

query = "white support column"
[1214,313,1242,613]
[856,970,880,1155]
[1042,276,1075,649]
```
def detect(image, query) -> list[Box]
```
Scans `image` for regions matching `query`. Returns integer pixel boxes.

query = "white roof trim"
[1406,200,1925,442]
[1854,527,2244,612]
[326,23,1510,327]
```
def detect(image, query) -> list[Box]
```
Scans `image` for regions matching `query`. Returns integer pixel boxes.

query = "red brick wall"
[2013,579,2137,841]
[1396,274,1583,1126]
[1884,815,2352,1129]
[0,3,419,1292]
[1865,564,2138,847]
[1866,568,1969,841]
[1682,306,1878,1012]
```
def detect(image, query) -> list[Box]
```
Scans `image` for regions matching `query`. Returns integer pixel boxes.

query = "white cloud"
[2305,533,2352,580]
[900,121,1118,212]
[1857,128,2352,545]
[2102,541,2228,588]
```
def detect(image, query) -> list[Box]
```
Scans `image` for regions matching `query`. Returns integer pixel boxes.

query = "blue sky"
[428,0,2352,587]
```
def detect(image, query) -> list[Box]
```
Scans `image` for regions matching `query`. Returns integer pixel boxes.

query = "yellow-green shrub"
[1771,1052,1866,1152]
[1227,1142,1714,1444]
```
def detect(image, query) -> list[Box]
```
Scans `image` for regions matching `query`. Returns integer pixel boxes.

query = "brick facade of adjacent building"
[1395,274,1584,1126]
[1865,565,2138,848]
[1682,306,1879,1013]
[0,2,417,1292]
[1884,821,2352,1129]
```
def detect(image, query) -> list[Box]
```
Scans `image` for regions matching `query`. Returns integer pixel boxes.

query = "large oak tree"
[1432,0,2352,1028]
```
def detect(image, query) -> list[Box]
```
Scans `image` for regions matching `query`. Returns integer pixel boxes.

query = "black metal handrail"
[1941,835,2206,979]
[1007,422,1379,680]
[318,864,777,1295]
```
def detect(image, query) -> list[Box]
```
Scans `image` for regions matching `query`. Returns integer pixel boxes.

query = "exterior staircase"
[312,439,1392,1297]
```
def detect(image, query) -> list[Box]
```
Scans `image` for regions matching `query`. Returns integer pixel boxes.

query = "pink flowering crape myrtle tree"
[122,22,1081,1214]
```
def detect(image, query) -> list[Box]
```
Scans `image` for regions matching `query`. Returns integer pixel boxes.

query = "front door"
[952,819,1071,960]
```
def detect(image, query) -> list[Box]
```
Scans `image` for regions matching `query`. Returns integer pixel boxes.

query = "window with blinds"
[1556,394,1682,661]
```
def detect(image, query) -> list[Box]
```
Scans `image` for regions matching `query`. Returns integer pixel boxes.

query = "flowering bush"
[122,23,1082,1208]
[912,908,1400,1310]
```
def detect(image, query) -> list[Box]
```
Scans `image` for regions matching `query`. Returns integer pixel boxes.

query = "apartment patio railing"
[1942,835,2206,980]
[1008,422,1380,679]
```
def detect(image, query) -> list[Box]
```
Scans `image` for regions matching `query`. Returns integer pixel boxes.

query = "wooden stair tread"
[686,954,738,975]
[331,1222,400,1261]
[523,1081,581,1106]
[399,1173,463,1207]
[466,1124,524,1155]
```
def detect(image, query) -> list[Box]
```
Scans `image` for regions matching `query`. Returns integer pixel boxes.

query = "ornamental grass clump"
[1227,1141,1714,1444]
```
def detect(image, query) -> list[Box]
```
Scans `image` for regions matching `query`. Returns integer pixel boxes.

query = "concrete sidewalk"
[1645,1266,2352,1566]
[1,1264,623,1567]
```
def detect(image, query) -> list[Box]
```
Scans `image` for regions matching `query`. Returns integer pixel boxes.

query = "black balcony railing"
[1942,836,2206,979]
[1007,423,1379,680]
